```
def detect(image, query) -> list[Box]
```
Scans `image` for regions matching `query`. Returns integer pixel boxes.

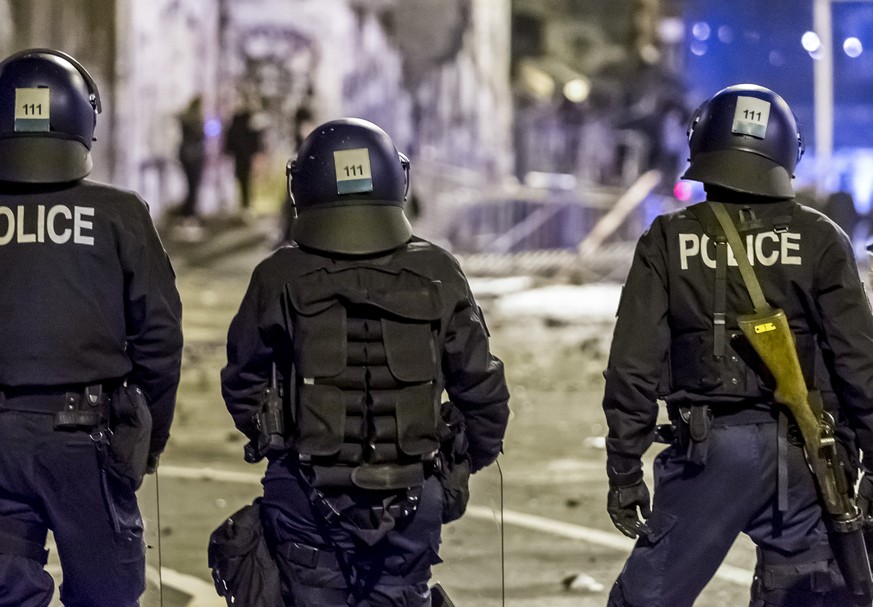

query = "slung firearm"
[707,200,873,606]
[739,308,872,605]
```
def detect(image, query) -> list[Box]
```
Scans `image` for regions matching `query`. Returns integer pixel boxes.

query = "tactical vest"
[284,259,444,492]
[669,202,816,400]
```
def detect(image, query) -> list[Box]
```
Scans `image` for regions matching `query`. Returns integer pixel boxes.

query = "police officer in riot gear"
[221,117,510,606]
[0,49,183,606]
[602,83,873,606]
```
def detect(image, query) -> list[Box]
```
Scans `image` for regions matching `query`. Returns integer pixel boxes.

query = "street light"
[812,0,834,196]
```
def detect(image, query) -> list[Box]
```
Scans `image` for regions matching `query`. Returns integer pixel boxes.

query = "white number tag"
[732,96,771,139]
[14,88,50,132]
[334,148,374,195]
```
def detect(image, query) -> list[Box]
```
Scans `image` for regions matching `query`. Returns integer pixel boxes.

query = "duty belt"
[0,383,113,430]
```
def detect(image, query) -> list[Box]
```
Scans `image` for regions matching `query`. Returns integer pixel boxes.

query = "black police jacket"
[221,237,510,472]
[603,197,873,482]
[0,179,183,454]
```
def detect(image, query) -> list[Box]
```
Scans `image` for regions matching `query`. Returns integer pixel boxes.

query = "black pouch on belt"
[54,384,105,430]
[107,382,152,491]
[680,405,712,467]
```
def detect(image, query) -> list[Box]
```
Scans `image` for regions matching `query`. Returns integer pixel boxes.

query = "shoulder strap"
[708,201,771,314]
[686,202,729,358]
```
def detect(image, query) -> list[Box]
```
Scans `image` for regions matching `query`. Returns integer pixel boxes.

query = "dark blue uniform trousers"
[261,455,443,607]
[0,406,145,607]
[608,419,854,607]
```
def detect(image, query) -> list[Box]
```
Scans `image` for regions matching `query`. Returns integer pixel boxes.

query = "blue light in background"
[204,117,222,138]
[769,50,786,67]
[692,21,711,41]
[682,0,873,212]
[717,25,734,44]
[844,37,863,58]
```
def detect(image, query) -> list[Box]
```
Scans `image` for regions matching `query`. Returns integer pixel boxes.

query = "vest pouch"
[382,319,437,383]
[395,383,440,456]
[291,302,347,379]
[670,333,721,392]
[295,384,346,457]
[671,332,772,398]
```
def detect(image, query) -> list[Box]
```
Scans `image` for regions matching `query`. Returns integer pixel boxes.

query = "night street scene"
[3,0,873,605]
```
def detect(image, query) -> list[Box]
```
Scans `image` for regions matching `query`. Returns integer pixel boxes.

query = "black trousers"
[0,404,144,607]
[261,455,443,606]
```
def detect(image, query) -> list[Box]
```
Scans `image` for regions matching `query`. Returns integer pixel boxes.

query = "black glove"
[608,479,652,539]
[858,473,873,525]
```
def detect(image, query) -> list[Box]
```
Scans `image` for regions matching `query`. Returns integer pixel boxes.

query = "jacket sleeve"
[221,262,287,441]
[122,199,184,456]
[813,229,873,468]
[442,271,510,473]
[602,220,669,485]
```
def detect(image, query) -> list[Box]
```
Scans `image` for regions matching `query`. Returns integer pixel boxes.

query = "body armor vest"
[669,202,817,401]
[284,257,443,491]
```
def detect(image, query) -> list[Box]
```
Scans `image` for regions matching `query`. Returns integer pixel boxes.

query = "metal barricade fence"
[410,161,673,281]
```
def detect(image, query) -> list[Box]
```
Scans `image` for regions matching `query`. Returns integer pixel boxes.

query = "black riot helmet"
[287,117,412,255]
[683,84,803,199]
[0,48,102,183]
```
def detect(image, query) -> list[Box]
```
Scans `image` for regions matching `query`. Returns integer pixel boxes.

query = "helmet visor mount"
[291,203,413,255]
[0,136,92,183]
[683,148,795,199]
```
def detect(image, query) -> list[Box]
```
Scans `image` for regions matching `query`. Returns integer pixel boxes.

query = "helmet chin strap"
[399,152,410,201]
[286,157,298,218]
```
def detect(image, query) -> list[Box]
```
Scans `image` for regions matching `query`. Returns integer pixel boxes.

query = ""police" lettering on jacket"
[679,231,801,270]
[0,204,95,246]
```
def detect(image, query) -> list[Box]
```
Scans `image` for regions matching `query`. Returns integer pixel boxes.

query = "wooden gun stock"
[738,307,873,604]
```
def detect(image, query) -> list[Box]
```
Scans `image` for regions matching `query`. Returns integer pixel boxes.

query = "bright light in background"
[692,21,711,41]
[717,26,734,44]
[690,41,707,56]
[843,37,863,58]
[562,78,591,103]
[658,17,685,44]
[809,47,825,60]
[673,181,694,202]
[801,31,821,52]
[518,60,555,99]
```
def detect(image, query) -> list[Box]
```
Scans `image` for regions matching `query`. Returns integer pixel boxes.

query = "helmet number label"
[334,148,374,195]
[732,96,770,139]
[14,88,50,132]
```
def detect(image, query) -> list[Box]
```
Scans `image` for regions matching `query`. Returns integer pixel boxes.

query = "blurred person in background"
[176,95,205,239]
[221,117,510,606]
[0,48,183,607]
[822,185,859,246]
[223,97,264,217]
[602,84,873,606]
